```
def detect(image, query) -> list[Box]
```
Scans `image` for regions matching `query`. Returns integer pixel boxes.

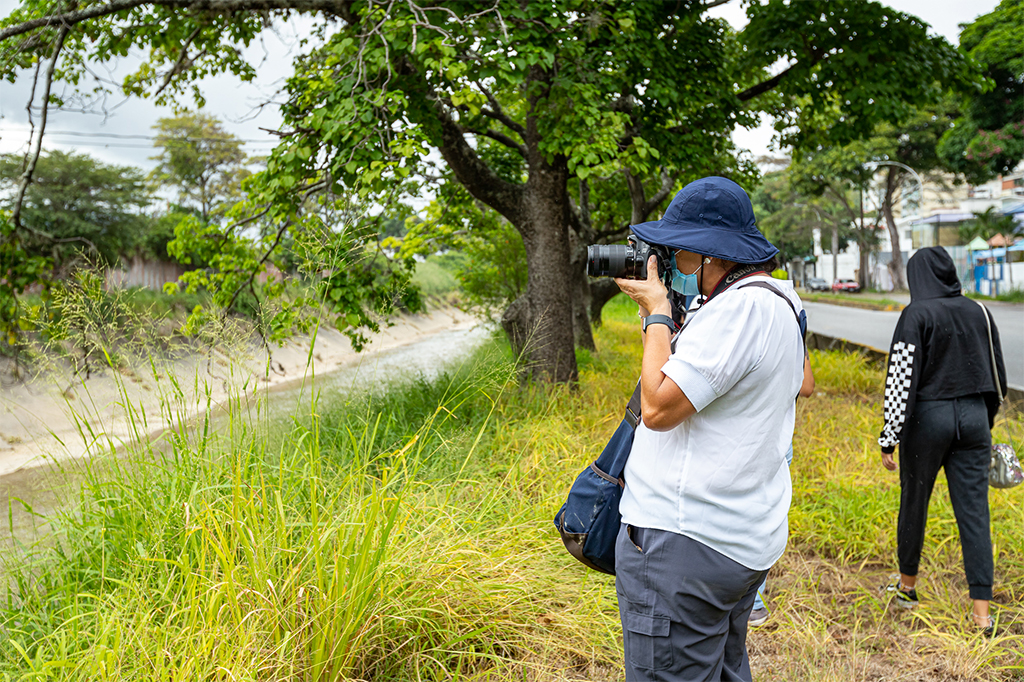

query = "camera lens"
[587,244,633,278]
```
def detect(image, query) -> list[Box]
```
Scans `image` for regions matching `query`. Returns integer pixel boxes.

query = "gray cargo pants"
[615,524,766,682]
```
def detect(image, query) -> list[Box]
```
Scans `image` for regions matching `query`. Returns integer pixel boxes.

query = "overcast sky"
[0,0,1002,179]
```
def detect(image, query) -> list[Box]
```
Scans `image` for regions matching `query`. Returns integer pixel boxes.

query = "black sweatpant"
[898,395,993,600]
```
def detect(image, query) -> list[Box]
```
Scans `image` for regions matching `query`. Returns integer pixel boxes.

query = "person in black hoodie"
[878,246,1007,634]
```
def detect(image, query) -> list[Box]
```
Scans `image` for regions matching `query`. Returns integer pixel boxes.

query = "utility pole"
[832,224,839,284]
[859,186,870,290]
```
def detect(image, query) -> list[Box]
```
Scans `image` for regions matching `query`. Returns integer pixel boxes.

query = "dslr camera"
[587,235,687,325]
[587,234,674,286]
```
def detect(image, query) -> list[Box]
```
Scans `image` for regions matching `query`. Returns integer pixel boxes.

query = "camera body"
[586,234,675,285]
[587,235,686,326]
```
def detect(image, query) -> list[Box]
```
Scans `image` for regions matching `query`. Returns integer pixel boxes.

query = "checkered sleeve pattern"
[879,341,916,449]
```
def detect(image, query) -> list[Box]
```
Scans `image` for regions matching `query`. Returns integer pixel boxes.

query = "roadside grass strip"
[0,293,1021,680]
[800,292,905,311]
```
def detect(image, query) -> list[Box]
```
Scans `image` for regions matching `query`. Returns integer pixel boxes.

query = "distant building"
[808,164,1024,292]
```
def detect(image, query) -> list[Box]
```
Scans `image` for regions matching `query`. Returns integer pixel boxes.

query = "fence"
[105,256,186,291]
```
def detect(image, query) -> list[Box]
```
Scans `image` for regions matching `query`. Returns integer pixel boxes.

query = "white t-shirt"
[618,276,804,570]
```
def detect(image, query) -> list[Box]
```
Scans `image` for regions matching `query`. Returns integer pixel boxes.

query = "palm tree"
[960,208,1018,290]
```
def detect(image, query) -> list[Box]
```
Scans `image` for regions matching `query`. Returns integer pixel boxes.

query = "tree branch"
[641,168,675,221]
[225,218,290,313]
[704,0,733,8]
[0,0,355,42]
[463,125,527,158]
[12,25,68,230]
[420,83,523,224]
[152,24,204,99]
[736,61,800,102]
[474,80,526,137]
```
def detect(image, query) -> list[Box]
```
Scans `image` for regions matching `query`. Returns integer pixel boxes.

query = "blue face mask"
[671,257,703,296]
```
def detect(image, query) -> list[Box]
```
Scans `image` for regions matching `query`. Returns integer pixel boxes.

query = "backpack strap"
[624,380,642,428]
[624,328,680,428]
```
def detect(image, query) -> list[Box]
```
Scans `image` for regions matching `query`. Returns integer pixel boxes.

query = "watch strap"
[642,314,678,333]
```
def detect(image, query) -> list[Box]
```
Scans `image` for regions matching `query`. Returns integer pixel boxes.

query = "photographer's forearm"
[640,324,696,430]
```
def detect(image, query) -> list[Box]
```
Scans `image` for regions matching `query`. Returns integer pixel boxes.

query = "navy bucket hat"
[630,176,778,264]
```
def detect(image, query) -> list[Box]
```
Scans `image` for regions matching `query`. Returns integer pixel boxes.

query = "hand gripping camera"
[586,235,686,324]
[586,234,674,286]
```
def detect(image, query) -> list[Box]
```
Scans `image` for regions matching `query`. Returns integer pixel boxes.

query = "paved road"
[803,300,1024,389]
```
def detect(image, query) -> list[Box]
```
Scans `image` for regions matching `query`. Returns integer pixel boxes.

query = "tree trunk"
[569,240,596,351]
[882,167,907,291]
[590,279,621,327]
[501,294,530,363]
[831,225,839,285]
[514,162,579,384]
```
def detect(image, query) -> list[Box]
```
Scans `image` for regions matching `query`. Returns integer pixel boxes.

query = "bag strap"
[624,328,680,428]
[623,282,805,427]
[736,281,807,344]
[974,299,1003,405]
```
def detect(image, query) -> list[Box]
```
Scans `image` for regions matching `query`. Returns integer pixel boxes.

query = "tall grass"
[1,292,1021,680]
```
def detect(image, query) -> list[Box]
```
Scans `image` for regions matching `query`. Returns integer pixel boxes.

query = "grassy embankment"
[1,294,1022,681]
[967,290,1024,304]
[800,292,905,311]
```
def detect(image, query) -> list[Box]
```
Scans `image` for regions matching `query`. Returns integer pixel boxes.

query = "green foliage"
[0,150,161,354]
[959,206,1021,244]
[410,256,459,299]
[398,182,527,319]
[0,209,50,355]
[743,0,972,149]
[752,170,851,263]
[0,150,153,269]
[938,0,1024,183]
[141,209,195,262]
[872,101,960,176]
[150,112,248,221]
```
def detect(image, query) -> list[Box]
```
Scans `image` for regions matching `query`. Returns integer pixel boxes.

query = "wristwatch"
[642,314,678,333]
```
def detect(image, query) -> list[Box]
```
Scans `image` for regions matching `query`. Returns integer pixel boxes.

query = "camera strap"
[703,263,768,303]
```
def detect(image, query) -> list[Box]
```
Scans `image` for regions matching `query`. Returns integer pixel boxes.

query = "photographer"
[612,177,804,681]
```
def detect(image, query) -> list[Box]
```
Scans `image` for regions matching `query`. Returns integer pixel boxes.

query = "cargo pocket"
[623,610,672,673]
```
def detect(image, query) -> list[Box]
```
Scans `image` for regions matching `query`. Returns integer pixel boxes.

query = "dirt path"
[0,307,479,477]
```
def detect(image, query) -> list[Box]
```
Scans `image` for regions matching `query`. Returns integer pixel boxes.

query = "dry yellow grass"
[1,294,1020,681]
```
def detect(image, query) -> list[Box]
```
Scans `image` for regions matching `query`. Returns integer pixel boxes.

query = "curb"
[806,331,1024,417]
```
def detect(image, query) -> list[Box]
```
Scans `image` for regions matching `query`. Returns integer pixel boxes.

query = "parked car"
[832,278,862,293]
[805,277,830,292]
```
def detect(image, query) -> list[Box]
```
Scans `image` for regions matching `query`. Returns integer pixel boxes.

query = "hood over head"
[907,247,962,301]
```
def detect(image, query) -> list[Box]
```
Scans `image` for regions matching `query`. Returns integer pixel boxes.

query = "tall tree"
[750,169,851,272]
[870,101,960,290]
[789,147,884,289]
[1,1,974,383]
[0,150,153,273]
[151,113,247,222]
[938,0,1024,183]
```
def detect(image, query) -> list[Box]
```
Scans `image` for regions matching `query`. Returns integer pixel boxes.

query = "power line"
[0,127,282,144]
[1,140,271,150]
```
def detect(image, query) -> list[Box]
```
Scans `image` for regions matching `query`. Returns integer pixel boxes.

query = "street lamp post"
[865,160,924,291]
[865,160,925,214]
[794,202,836,285]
